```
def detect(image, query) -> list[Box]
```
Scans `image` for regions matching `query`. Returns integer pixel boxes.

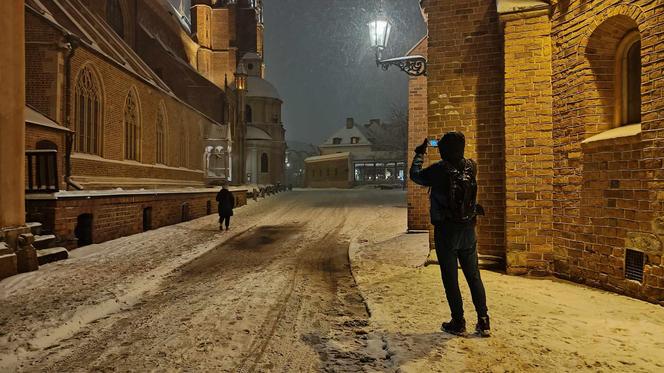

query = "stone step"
[36,247,68,266]
[0,242,12,256]
[26,222,43,236]
[479,255,505,270]
[33,234,56,250]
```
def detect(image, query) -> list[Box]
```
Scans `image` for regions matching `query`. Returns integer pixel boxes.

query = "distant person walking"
[409,132,490,337]
[216,184,235,231]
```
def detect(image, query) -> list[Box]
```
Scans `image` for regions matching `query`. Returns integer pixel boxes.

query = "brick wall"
[422,0,505,258]
[407,37,430,231]
[550,0,663,303]
[25,10,228,190]
[419,0,664,303]
[501,10,554,275]
[26,190,247,248]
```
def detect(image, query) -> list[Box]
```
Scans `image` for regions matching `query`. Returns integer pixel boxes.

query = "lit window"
[74,67,101,154]
[350,137,360,144]
[617,31,641,126]
[124,89,140,161]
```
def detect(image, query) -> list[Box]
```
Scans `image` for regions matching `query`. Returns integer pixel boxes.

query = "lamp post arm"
[376,54,427,77]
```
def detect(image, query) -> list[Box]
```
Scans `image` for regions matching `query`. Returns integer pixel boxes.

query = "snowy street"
[1,189,663,372]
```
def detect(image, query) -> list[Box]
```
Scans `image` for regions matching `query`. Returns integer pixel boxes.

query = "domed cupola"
[240,52,264,77]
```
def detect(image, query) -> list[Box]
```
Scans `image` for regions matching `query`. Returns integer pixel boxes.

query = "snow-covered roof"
[25,106,72,132]
[320,124,371,147]
[241,52,262,61]
[246,125,273,140]
[26,0,171,93]
[246,76,281,100]
[304,152,350,163]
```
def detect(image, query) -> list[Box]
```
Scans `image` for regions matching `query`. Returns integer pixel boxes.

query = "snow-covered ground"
[1,189,662,372]
[349,194,664,373]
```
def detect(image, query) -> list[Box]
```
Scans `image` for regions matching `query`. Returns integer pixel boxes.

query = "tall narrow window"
[261,153,269,173]
[74,67,101,154]
[245,104,253,123]
[124,89,140,161]
[617,31,641,126]
[180,127,188,168]
[107,0,124,38]
[156,105,166,164]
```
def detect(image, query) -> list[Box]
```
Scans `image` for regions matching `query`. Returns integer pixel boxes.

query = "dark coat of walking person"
[409,131,491,337]
[216,185,235,231]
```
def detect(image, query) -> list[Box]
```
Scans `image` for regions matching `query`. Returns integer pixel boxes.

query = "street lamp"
[368,8,427,76]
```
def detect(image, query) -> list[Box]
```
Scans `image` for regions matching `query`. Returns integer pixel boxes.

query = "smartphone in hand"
[428,139,438,147]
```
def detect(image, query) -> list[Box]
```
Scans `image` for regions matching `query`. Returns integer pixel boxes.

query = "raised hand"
[414,138,428,155]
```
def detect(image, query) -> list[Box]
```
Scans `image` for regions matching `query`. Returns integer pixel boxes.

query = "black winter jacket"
[216,189,235,217]
[409,153,478,226]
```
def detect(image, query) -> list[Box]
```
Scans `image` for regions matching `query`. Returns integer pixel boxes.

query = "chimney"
[346,117,354,129]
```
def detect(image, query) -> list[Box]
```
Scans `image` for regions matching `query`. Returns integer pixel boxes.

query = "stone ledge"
[582,123,641,144]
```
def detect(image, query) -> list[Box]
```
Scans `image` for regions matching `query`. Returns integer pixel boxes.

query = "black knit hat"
[439,131,465,163]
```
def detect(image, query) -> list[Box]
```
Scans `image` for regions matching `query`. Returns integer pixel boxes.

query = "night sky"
[171,0,427,144]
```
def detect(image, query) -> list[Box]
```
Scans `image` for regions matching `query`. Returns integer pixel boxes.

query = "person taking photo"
[409,131,491,337]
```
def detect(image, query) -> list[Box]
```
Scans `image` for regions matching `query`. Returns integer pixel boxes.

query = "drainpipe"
[61,33,83,191]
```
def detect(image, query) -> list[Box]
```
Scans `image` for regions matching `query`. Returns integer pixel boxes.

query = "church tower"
[190,0,263,90]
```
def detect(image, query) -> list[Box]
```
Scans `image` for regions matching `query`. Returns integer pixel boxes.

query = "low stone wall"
[26,189,247,249]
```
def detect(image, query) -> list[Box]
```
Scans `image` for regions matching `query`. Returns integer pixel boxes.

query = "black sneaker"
[475,315,490,337]
[441,318,466,336]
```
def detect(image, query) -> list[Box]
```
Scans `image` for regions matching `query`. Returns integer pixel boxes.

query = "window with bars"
[74,67,101,154]
[124,89,140,161]
[625,248,645,282]
[156,106,166,164]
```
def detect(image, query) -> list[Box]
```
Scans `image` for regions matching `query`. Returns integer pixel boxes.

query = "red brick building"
[413,0,664,304]
[19,0,276,251]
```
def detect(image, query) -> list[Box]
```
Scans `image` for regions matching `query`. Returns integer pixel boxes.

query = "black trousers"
[219,215,231,228]
[434,223,488,321]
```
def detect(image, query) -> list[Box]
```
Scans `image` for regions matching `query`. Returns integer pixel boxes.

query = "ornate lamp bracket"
[376,55,427,76]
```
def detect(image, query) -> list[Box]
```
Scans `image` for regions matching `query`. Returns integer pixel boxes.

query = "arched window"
[124,89,140,161]
[260,152,269,173]
[107,0,124,38]
[617,31,641,126]
[245,104,253,123]
[74,67,101,154]
[156,105,166,164]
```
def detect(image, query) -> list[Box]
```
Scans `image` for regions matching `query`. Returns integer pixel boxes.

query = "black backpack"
[443,159,478,223]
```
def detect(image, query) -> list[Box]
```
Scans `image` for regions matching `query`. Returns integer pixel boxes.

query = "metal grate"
[625,249,645,282]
